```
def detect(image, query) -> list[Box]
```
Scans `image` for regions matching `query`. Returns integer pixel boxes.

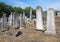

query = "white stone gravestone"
[12,13,19,28]
[36,6,44,30]
[12,13,15,28]
[45,8,56,35]
[29,8,32,23]
[23,12,25,20]
[2,14,7,31]
[19,14,24,29]
[15,14,19,28]
[8,12,13,26]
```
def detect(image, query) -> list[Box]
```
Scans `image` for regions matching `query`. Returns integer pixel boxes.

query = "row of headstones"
[0,6,58,35]
[36,6,56,35]
[8,12,25,29]
[0,13,25,31]
[0,8,33,32]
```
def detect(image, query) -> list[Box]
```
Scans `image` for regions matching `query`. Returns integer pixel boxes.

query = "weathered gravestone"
[19,14,25,29]
[12,12,19,28]
[8,12,13,26]
[2,14,8,31]
[36,6,44,30]
[0,18,2,27]
[23,12,26,27]
[23,12,25,20]
[12,12,15,28]
[45,8,56,35]
[29,8,32,23]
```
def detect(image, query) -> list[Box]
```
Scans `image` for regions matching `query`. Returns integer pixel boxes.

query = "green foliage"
[0,2,36,18]
[0,2,60,18]
[0,2,13,17]
[24,7,31,17]
[13,7,23,14]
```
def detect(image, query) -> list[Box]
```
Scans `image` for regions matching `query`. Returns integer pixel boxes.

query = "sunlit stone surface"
[45,8,56,35]
[36,6,44,30]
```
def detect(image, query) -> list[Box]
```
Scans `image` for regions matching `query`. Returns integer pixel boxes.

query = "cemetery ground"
[0,16,60,42]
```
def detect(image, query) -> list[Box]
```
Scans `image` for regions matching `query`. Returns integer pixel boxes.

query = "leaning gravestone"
[36,6,44,30]
[2,14,7,31]
[45,8,56,35]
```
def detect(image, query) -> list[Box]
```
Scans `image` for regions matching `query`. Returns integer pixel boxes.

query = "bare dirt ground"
[0,16,60,42]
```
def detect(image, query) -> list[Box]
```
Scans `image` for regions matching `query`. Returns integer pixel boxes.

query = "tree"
[24,7,32,17]
[0,2,13,17]
[13,7,23,14]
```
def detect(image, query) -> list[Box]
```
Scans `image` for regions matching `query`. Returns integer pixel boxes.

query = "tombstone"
[12,12,15,28]
[19,14,24,29]
[24,15,29,23]
[8,12,13,26]
[12,13,19,28]
[57,12,60,17]
[2,14,7,31]
[15,14,19,28]
[45,8,56,35]
[36,6,44,30]
[22,13,25,28]
[0,18,2,27]
[23,12,25,20]
[29,8,32,23]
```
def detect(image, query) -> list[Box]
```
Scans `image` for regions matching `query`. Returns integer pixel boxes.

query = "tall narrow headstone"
[29,8,32,23]
[2,14,7,31]
[45,8,56,35]
[36,6,44,30]
[8,12,13,26]
[12,13,19,28]
[23,12,25,20]
[19,14,24,29]
[0,18,2,27]
[15,14,19,28]
[12,12,15,28]
[23,12,26,28]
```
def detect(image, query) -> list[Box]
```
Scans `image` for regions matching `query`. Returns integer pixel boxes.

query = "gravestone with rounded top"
[45,8,56,35]
[36,6,44,30]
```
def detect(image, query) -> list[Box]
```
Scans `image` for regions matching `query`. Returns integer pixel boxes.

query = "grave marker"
[2,14,7,31]
[45,8,56,35]
[36,6,44,30]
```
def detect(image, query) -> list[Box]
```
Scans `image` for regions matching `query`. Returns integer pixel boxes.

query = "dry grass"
[0,16,60,42]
